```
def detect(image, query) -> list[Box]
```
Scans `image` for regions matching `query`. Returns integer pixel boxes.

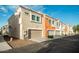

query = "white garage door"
[48,30,54,35]
[55,30,60,35]
[31,30,42,39]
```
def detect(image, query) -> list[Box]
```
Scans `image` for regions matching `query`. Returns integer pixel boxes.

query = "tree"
[73,25,77,34]
[0,31,1,35]
[0,31,2,35]
[76,25,79,33]
[73,25,79,34]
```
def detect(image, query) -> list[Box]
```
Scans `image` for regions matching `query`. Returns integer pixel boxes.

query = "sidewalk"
[0,35,12,51]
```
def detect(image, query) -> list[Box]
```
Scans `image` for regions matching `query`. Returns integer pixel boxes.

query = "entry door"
[28,29,31,39]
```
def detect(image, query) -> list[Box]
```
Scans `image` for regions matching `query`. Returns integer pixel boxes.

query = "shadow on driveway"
[1,34,79,53]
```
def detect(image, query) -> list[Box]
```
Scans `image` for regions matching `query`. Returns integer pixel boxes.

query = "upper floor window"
[24,12,29,15]
[59,22,60,26]
[32,15,35,20]
[57,22,59,26]
[31,15,41,23]
[49,20,51,25]
[37,16,40,21]
[52,20,54,25]
[56,22,60,28]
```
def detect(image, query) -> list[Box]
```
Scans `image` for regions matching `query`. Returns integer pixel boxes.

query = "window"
[37,16,40,21]
[59,22,60,26]
[32,15,35,20]
[57,22,58,26]
[56,22,59,27]
[24,12,29,15]
[31,15,41,23]
[49,20,51,25]
[52,20,54,25]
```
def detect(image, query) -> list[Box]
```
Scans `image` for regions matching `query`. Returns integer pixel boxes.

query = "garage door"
[48,30,54,35]
[31,30,42,39]
[55,30,60,35]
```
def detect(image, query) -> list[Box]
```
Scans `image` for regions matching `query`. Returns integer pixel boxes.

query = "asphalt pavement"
[0,35,12,51]
[1,34,79,53]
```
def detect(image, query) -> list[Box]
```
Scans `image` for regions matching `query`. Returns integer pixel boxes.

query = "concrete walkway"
[0,35,12,51]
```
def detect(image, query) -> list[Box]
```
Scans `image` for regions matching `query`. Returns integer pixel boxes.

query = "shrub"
[48,35,54,38]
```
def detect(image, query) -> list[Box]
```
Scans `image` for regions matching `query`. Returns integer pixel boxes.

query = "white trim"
[27,28,42,30]
[19,23,23,39]
[47,29,55,31]
[19,8,23,39]
[51,20,56,27]
[42,14,46,38]
[30,14,42,23]
[30,10,32,21]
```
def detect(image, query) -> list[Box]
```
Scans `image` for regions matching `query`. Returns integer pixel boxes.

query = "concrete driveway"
[1,34,79,53]
[30,38,48,43]
[0,35,12,51]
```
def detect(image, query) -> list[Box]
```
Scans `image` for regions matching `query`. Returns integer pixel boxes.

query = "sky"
[0,5,79,28]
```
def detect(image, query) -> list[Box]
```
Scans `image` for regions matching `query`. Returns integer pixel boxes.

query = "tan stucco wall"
[8,15,20,38]
[21,8,42,39]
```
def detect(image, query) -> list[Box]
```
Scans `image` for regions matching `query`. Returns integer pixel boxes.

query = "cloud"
[0,6,7,13]
[25,5,46,13]
[0,6,8,17]
[6,5,18,13]
[8,5,18,10]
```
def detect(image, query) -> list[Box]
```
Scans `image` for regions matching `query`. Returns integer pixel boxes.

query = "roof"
[19,6,43,16]
[19,6,59,20]
[15,6,70,26]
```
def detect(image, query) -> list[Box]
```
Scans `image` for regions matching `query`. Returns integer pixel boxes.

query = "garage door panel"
[31,30,42,39]
[48,30,54,35]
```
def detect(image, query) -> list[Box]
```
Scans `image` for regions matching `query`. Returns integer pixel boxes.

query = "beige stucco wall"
[8,7,43,39]
[21,8,42,39]
[8,14,20,38]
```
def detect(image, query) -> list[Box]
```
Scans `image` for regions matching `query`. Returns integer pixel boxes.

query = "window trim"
[36,16,40,22]
[31,14,41,24]
[49,19,51,25]
[32,15,36,21]
[52,20,54,25]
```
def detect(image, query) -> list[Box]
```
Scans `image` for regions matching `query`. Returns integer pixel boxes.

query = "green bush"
[0,31,1,35]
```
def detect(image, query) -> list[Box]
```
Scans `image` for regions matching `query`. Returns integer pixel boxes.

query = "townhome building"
[8,6,44,41]
[54,19,61,36]
[67,25,74,35]
[8,6,74,41]
[61,22,66,36]
[42,14,56,38]
[42,15,61,38]
[1,24,9,35]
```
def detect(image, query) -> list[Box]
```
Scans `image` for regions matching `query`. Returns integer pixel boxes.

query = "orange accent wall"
[44,18,56,37]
